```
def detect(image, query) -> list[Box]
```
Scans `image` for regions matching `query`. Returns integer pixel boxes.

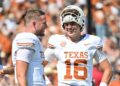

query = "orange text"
[64,52,88,58]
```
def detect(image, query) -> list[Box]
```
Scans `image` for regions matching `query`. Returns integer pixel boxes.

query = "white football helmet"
[60,5,85,31]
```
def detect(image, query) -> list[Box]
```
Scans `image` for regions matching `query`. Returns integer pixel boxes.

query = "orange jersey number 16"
[64,59,87,80]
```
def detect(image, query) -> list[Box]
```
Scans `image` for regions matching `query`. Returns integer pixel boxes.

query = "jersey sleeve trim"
[15,38,36,50]
[47,43,55,49]
[16,43,35,47]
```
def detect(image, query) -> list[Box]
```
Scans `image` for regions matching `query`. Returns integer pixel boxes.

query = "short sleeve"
[16,49,35,63]
[44,48,56,62]
[93,49,107,63]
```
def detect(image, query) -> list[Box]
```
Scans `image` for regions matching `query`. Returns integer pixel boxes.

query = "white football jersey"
[45,34,107,86]
[12,32,46,86]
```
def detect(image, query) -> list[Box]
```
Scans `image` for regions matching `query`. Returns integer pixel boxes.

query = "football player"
[12,8,52,86]
[44,5,112,86]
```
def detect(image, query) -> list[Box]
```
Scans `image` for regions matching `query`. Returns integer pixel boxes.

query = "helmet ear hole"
[80,27,83,32]
[80,23,84,32]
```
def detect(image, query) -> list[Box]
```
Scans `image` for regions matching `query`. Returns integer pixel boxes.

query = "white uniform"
[12,32,46,86]
[45,34,107,86]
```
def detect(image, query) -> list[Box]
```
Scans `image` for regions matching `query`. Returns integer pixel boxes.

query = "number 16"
[64,59,87,80]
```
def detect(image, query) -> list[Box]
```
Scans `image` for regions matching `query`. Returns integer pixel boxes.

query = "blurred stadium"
[0,0,120,86]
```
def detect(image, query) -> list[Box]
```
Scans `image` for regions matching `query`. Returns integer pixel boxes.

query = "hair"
[24,7,45,25]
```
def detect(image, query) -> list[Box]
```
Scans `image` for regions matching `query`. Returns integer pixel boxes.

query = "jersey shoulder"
[13,32,39,50]
[84,34,103,47]
[48,34,65,48]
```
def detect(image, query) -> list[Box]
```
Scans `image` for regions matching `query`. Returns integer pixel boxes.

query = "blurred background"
[0,0,120,86]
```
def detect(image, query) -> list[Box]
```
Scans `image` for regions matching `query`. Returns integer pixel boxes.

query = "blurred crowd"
[0,0,120,86]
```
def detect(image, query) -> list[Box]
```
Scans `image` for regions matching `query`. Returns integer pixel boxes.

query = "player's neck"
[25,24,35,33]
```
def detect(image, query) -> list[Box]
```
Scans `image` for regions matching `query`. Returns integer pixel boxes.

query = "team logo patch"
[60,41,66,47]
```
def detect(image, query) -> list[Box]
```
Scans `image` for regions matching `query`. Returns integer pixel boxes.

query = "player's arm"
[43,43,56,86]
[16,60,28,86]
[43,48,55,86]
[99,59,113,86]
[43,35,57,86]
[16,49,34,86]
[94,49,113,86]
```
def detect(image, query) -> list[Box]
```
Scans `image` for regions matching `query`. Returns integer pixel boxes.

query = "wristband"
[99,82,108,86]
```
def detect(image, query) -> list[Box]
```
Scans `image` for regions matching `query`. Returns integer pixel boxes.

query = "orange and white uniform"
[45,34,107,86]
[12,32,46,86]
